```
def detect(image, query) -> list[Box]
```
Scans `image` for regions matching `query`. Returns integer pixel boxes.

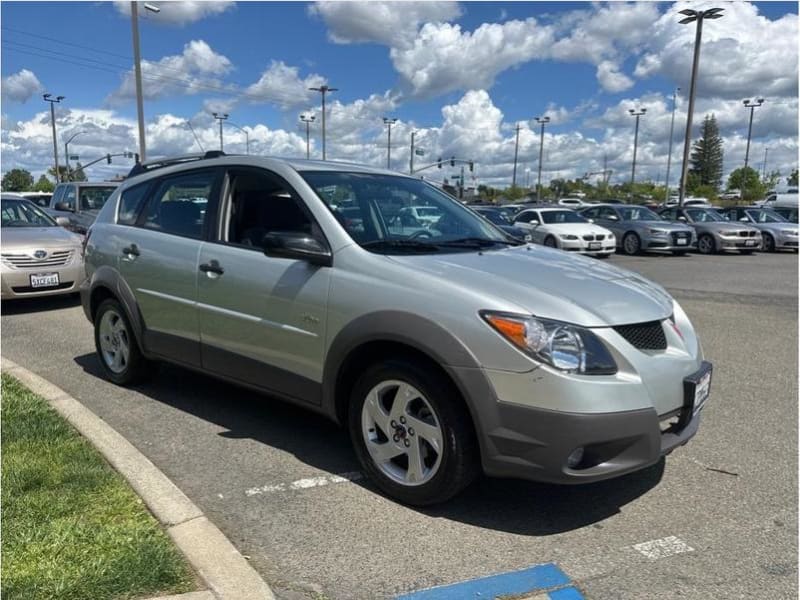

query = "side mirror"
[262,232,332,267]
[739,217,749,222]
[54,202,74,212]
[55,216,71,227]
[586,218,595,223]
[608,215,619,221]
[529,219,539,225]
[677,216,687,222]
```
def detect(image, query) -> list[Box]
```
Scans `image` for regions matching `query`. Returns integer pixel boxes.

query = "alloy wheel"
[98,309,130,374]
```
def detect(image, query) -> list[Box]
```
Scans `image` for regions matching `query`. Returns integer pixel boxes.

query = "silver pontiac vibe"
[82,154,711,505]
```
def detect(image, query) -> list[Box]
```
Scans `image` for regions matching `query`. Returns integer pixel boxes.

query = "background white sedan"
[513,207,616,257]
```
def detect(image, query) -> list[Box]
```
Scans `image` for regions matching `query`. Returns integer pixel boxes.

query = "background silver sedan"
[659,206,761,254]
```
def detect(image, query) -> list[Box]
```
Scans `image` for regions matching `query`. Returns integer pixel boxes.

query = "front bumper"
[717,234,761,250]
[559,237,616,255]
[0,261,85,299]
[644,232,695,251]
[775,233,799,249]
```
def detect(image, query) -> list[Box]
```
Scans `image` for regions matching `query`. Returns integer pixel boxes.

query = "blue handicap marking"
[395,562,586,600]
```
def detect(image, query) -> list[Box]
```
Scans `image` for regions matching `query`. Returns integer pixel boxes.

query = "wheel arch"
[86,266,147,354]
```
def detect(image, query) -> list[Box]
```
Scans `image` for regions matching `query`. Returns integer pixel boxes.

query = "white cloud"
[108,40,233,104]
[244,61,326,109]
[1,69,44,104]
[113,1,234,25]
[596,61,635,93]
[309,1,461,48]
[390,19,554,98]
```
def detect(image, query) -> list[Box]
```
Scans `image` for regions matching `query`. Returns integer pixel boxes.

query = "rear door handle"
[199,260,224,275]
[122,244,140,257]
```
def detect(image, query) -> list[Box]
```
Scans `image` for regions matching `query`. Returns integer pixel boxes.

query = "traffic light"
[450,156,455,167]
[468,161,474,172]
[437,157,442,168]
[106,154,112,164]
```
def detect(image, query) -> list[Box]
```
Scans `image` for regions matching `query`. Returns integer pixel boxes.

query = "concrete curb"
[2,357,275,600]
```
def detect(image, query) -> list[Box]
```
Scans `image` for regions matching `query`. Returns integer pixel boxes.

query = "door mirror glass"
[739,217,749,222]
[529,217,539,225]
[677,215,687,222]
[54,202,74,212]
[55,216,71,227]
[262,232,332,267]
[607,214,619,221]
[586,218,594,223]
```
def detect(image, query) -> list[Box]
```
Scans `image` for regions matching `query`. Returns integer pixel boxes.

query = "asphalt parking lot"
[2,251,797,600]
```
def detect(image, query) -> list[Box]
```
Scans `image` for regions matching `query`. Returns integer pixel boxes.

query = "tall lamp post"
[309,84,338,160]
[130,2,160,163]
[534,116,550,201]
[227,121,250,154]
[628,108,646,185]
[742,98,764,171]
[383,117,397,169]
[511,123,521,187]
[212,112,228,151]
[43,94,64,182]
[676,7,724,207]
[664,87,680,202]
[300,114,315,159]
[64,130,86,181]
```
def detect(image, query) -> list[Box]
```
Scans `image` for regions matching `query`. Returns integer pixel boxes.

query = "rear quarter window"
[117,183,151,225]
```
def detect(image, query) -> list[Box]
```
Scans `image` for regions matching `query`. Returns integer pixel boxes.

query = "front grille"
[613,320,667,350]
[1,250,74,269]
[11,282,73,293]
[738,230,757,237]
[670,232,690,244]
[582,234,605,241]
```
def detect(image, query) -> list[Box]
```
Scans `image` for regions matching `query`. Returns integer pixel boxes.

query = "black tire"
[762,233,776,253]
[622,232,641,255]
[544,235,558,248]
[348,358,479,506]
[94,298,151,385]
[697,233,716,255]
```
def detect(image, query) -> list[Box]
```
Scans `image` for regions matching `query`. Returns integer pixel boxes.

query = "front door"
[197,167,330,405]
[118,168,220,367]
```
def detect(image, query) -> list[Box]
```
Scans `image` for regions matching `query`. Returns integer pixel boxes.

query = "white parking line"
[631,536,694,560]
[244,471,363,496]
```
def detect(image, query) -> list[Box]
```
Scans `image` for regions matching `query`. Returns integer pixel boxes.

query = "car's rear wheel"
[762,233,776,252]
[349,358,478,506]
[94,298,151,385]
[544,235,558,248]
[622,232,641,255]
[697,233,716,254]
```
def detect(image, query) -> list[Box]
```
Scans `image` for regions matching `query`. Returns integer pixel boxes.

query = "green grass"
[1,373,195,600]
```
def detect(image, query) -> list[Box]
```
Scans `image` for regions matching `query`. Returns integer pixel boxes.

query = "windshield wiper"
[434,237,521,248]
[360,239,441,252]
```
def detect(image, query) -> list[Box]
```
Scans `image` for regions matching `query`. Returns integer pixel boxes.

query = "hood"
[544,222,613,235]
[1,226,83,250]
[692,221,757,234]
[387,245,673,327]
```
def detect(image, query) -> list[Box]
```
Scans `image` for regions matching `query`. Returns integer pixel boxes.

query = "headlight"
[481,311,617,375]
[649,228,668,235]
[559,234,579,240]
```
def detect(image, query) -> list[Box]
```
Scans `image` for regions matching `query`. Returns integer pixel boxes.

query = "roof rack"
[127,150,227,178]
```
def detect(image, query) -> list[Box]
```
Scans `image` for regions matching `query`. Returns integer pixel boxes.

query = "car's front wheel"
[349,359,478,506]
[762,233,776,252]
[697,233,716,254]
[543,235,558,248]
[622,232,641,255]
[94,298,151,385]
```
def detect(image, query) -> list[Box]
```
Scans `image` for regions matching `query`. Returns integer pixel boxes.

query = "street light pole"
[64,131,86,182]
[664,87,680,202]
[309,85,338,160]
[743,98,764,171]
[383,117,397,169]
[677,7,724,207]
[629,108,646,185]
[534,116,550,201]
[511,123,521,187]
[212,112,228,151]
[762,147,769,180]
[43,93,64,182]
[410,131,415,174]
[227,121,250,154]
[300,114,315,159]
[130,2,159,162]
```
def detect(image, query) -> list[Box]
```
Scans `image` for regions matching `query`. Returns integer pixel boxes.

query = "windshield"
[1,199,57,227]
[619,206,660,221]
[476,209,510,225]
[79,186,116,211]
[301,172,510,253]
[745,209,787,223]
[541,210,587,224]
[686,208,724,222]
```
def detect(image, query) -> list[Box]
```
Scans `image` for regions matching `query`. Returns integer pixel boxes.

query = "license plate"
[745,239,757,246]
[684,362,712,416]
[588,242,601,250]
[693,370,711,414]
[676,238,688,245]
[30,273,60,288]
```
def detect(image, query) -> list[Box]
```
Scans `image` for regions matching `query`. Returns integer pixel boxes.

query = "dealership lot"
[2,251,797,600]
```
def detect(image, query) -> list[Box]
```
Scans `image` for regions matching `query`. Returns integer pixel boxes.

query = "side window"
[661,208,676,220]
[51,185,65,205]
[225,169,315,247]
[582,207,598,219]
[599,207,617,220]
[118,182,151,225]
[62,186,76,210]
[143,171,214,239]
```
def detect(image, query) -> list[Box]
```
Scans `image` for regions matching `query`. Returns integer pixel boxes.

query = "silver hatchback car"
[82,153,711,505]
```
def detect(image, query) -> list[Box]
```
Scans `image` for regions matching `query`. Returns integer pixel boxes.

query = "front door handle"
[199,260,224,276]
[122,244,140,257]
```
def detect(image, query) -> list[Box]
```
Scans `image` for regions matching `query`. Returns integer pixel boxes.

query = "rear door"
[196,167,331,405]
[117,168,221,367]
[595,206,624,239]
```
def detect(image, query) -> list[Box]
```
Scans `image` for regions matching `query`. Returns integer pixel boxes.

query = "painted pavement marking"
[244,471,363,496]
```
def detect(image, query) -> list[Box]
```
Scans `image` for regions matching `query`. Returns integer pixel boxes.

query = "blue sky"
[1,1,798,187]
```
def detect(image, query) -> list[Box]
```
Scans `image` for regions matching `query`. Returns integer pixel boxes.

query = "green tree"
[727,166,764,202]
[504,185,528,200]
[48,165,87,182]
[32,174,55,193]
[690,114,724,189]
[1,168,34,191]
[788,169,798,187]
